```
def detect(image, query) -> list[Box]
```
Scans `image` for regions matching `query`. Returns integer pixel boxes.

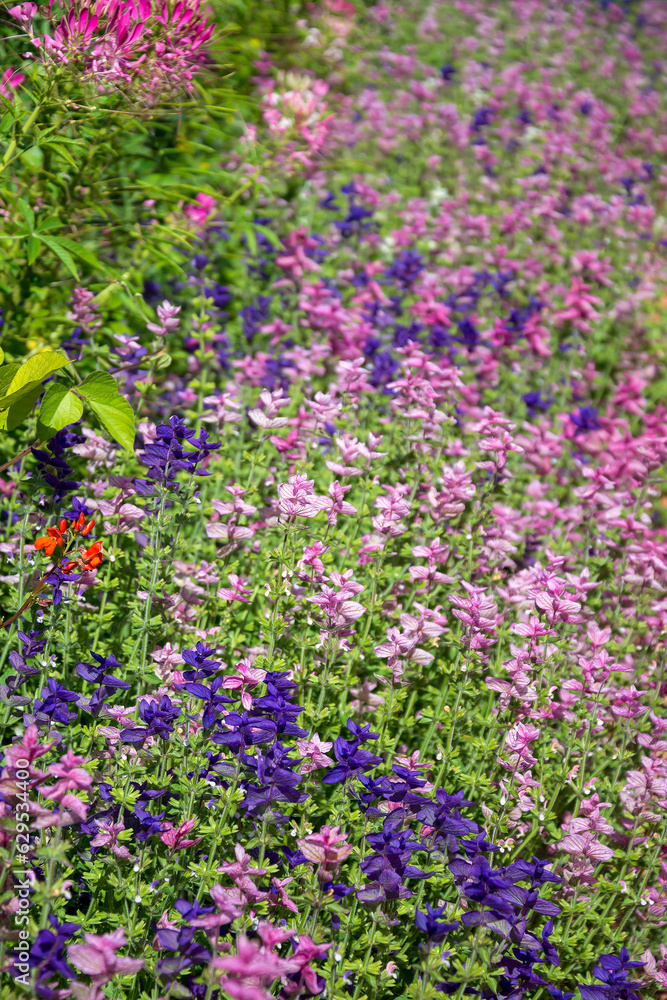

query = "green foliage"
[36,383,84,441]
[77,372,136,451]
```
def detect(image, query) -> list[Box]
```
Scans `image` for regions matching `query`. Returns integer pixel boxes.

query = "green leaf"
[39,141,78,169]
[27,234,41,265]
[0,379,43,411]
[36,216,64,233]
[0,346,4,365]
[37,383,84,441]
[0,363,20,394]
[6,350,69,394]
[252,222,282,250]
[0,111,15,136]
[78,371,135,451]
[36,234,79,279]
[52,236,111,275]
[34,126,85,145]
[17,198,34,231]
[19,145,43,170]
[242,224,257,257]
[154,352,172,370]
[0,382,43,431]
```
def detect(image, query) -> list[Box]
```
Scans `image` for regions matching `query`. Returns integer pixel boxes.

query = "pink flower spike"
[69,927,144,987]
[4,724,55,769]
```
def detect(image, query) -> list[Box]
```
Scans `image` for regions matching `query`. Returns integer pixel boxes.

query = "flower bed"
[1,1,667,998]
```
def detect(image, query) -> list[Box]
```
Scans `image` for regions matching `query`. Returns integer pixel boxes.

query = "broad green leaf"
[0,362,19,393]
[0,382,43,431]
[36,234,79,279]
[78,371,135,451]
[0,379,42,411]
[37,383,83,441]
[6,350,69,394]
[0,347,4,365]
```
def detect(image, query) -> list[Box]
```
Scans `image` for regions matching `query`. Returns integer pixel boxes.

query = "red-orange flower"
[80,540,103,571]
[34,526,65,557]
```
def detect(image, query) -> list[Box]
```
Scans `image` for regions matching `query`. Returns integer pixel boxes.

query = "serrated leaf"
[37,383,83,441]
[6,350,69,395]
[78,371,135,451]
[0,382,43,431]
[36,234,79,279]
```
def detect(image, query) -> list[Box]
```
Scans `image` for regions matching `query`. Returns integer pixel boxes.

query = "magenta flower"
[249,387,290,429]
[68,927,144,998]
[27,0,214,100]
[199,883,247,927]
[642,946,667,987]
[306,574,366,633]
[268,876,299,914]
[499,722,541,772]
[218,842,264,878]
[282,936,333,996]
[8,3,37,25]
[277,474,329,518]
[146,300,181,337]
[89,819,131,859]
[558,832,614,864]
[319,480,357,527]
[3,723,55,769]
[160,818,202,851]
[210,486,257,519]
[295,733,334,774]
[221,658,266,710]
[184,192,217,229]
[0,67,24,99]
[297,825,353,879]
[217,574,253,603]
[213,932,299,981]
[46,749,93,799]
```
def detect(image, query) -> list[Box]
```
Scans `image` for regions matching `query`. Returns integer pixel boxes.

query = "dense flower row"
[1,0,667,998]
